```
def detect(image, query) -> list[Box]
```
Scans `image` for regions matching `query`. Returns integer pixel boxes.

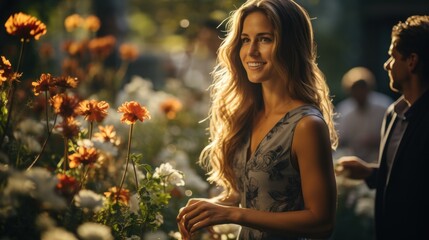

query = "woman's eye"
[259,37,272,43]
[241,38,250,44]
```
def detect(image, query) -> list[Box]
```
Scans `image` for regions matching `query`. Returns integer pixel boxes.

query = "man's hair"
[392,15,429,81]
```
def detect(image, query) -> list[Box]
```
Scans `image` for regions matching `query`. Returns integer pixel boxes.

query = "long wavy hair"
[199,0,338,196]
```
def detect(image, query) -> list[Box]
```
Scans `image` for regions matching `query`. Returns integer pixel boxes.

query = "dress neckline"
[246,104,314,161]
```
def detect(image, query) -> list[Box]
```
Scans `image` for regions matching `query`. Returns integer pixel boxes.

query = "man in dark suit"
[336,15,429,240]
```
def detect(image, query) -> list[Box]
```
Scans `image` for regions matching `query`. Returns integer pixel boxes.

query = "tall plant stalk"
[0,41,25,149]
[117,124,139,200]
[27,93,58,170]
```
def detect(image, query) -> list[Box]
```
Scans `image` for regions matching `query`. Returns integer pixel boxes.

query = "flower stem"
[27,114,58,171]
[129,129,139,190]
[117,124,135,200]
[44,91,49,130]
[63,137,69,171]
[0,41,25,149]
[16,39,25,73]
[79,165,90,190]
[89,121,94,140]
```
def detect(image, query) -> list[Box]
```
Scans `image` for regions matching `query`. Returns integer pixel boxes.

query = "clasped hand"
[176,198,232,240]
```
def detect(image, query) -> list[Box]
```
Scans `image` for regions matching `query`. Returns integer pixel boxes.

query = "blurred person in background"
[336,15,429,240]
[335,66,393,163]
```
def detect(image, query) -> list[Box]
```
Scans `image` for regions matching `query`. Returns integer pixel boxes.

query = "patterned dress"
[233,105,324,240]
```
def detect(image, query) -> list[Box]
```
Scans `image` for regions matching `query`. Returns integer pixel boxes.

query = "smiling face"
[239,11,281,84]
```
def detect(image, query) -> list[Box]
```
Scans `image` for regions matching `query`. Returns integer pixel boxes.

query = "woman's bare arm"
[177,115,337,239]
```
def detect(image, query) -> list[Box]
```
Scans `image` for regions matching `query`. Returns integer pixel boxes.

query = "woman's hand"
[177,198,235,240]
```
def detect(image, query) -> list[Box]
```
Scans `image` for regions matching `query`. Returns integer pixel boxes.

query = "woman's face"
[239,11,281,84]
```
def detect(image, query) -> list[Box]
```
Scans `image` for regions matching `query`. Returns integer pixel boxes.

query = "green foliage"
[92,161,173,239]
[0,91,7,128]
[95,202,141,239]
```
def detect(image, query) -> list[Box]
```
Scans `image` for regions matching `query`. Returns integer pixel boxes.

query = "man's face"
[383,37,410,93]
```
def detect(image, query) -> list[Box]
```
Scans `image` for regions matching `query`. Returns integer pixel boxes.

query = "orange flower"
[76,99,109,123]
[53,76,79,89]
[117,101,151,125]
[68,146,99,168]
[5,12,47,41]
[88,35,116,60]
[104,186,130,205]
[64,14,83,32]
[56,173,79,198]
[0,56,13,85]
[32,73,55,96]
[50,93,80,117]
[84,15,101,32]
[119,43,139,62]
[63,40,87,57]
[93,125,120,145]
[160,98,183,120]
[55,117,80,139]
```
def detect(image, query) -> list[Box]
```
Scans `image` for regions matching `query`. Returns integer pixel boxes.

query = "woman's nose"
[248,42,259,56]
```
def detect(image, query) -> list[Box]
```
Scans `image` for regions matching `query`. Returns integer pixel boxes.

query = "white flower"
[151,212,164,227]
[25,167,66,210]
[93,139,118,156]
[125,235,141,240]
[0,169,33,217]
[153,162,175,178]
[169,231,182,240]
[144,230,167,240]
[129,193,140,214]
[115,76,153,108]
[157,149,207,191]
[153,162,184,186]
[168,171,185,186]
[13,119,44,153]
[16,119,45,136]
[77,222,113,240]
[41,227,78,240]
[77,139,94,148]
[13,131,42,152]
[35,213,57,232]
[4,172,35,196]
[74,189,104,212]
[212,224,240,237]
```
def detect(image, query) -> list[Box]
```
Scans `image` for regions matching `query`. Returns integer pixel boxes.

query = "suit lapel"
[379,111,396,165]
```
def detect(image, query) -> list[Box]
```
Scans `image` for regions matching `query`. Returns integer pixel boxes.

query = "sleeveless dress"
[233,105,324,240]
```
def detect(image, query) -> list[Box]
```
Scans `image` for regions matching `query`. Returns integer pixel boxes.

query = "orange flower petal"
[117,101,151,125]
[5,12,47,41]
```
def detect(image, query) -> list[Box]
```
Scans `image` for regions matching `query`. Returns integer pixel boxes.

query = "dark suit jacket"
[365,90,429,240]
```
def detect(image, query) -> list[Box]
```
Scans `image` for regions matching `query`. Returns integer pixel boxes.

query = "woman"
[177,0,338,239]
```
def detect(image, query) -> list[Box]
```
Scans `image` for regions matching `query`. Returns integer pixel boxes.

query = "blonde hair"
[199,0,338,196]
